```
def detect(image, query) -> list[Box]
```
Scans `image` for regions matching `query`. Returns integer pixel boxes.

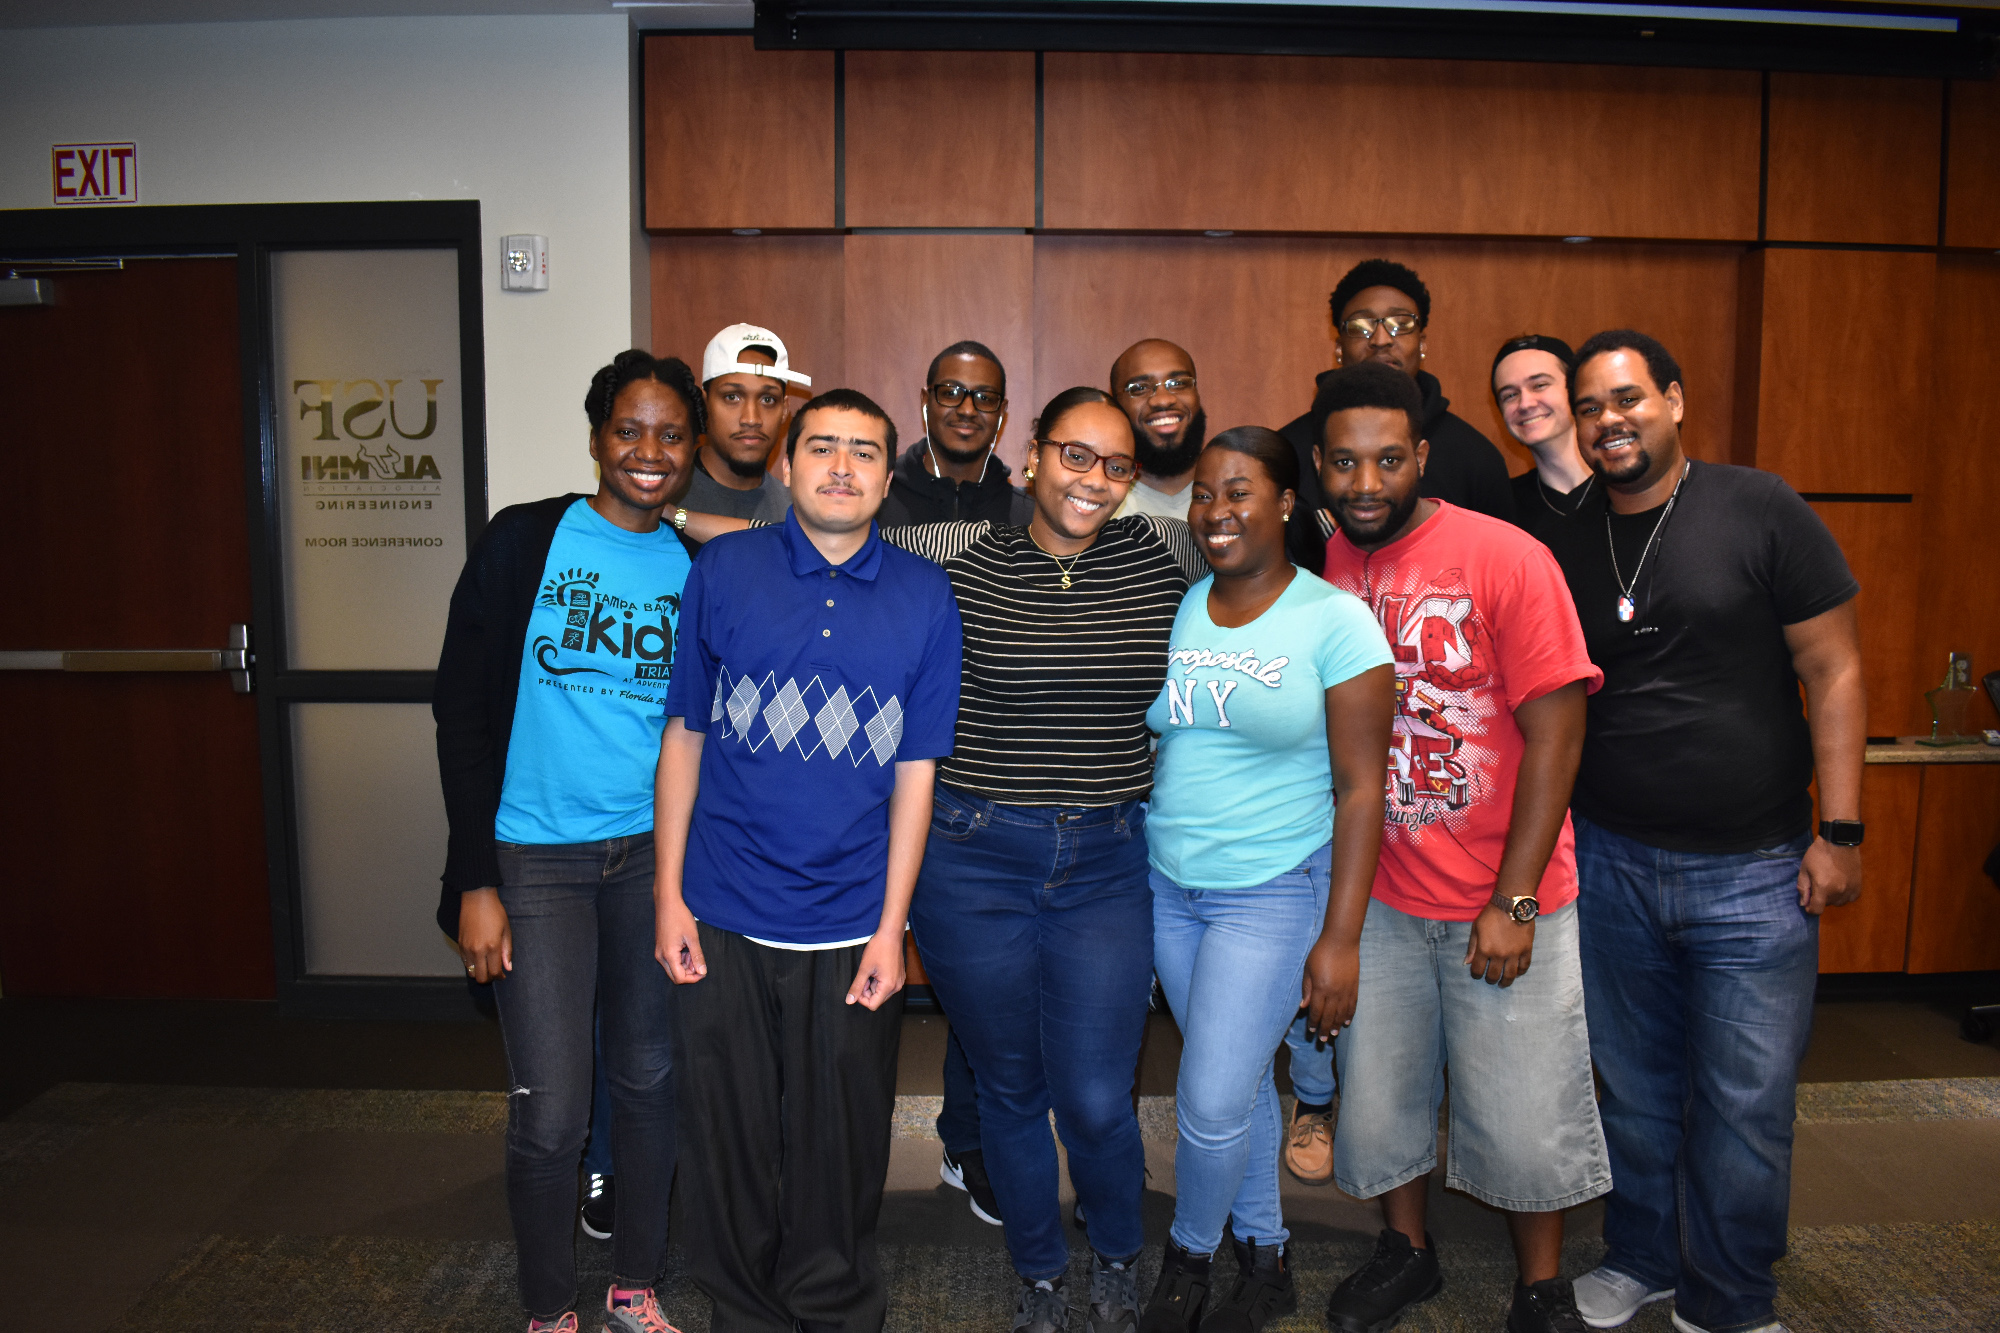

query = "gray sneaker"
[1572,1267,1671,1329]
[1086,1253,1139,1333]
[1670,1313,1789,1333]
[1014,1276,1072,1333]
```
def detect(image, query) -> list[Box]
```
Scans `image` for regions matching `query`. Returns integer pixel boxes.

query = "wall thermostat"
[501,234,548,291]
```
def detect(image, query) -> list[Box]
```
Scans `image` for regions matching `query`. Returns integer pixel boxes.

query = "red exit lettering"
[52,142,138,205]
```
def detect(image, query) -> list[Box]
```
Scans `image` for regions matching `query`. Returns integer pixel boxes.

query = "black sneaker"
[1138,1241,1213,1333]
[1087,1251,1139,1333]
[1507,1277,1588,1333]
[1323,1229,1443,1333]
[1014,1275,1072,1333]
[580,1173,614,1241]
[939,1147,1003,1225]
[1203,1238,1296,1333]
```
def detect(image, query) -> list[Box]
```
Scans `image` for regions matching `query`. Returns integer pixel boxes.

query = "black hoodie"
[1279,366,1516,571]
[878,439,1034,526]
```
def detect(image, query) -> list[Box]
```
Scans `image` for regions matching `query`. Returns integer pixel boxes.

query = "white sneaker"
[1572,1267,1672,1328]
[1670,1313,1788,1333]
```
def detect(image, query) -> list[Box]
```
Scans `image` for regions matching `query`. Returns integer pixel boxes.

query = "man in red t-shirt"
[1306,362,1608,1333]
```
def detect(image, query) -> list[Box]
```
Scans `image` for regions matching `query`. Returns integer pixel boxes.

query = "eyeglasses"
[1036,439,1137,483]
[1117,374,1196,401]
[930,380,1004,413]
[1337,313,1423,340]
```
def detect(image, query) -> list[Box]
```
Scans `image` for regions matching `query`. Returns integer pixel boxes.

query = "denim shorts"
[1332,897,1611,1211]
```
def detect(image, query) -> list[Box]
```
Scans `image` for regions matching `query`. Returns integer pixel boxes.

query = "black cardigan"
[431,493,698,937]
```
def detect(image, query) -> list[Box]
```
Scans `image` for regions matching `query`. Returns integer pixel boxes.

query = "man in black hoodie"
[879,340,1034,526]
[1281,259,1515,570]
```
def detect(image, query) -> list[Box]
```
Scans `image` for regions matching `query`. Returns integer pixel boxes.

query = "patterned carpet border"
[1793,1076,2000,1124]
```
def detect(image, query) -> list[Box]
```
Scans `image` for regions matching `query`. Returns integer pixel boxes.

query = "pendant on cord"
[1617,595,1635,623]
[1060,574,1072,590]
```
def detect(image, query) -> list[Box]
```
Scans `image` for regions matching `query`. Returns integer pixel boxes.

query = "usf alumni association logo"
[535,568,682,680]
[293,378,446,483]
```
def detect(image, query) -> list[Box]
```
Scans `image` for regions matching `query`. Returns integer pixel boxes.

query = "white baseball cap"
[701,323,812,388]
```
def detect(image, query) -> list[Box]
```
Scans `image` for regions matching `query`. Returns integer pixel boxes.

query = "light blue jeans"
[1152,844,1331,1255]
[1281,1013,1337,1106]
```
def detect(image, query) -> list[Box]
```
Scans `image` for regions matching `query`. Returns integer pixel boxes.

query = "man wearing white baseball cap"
[681,323,812,525]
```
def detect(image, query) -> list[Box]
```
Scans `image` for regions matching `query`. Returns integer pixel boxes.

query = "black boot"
[1138,1241,1213,1333]
[1322,1229,1443,1333]
[1506,1276,1588,1333]
[1202,1237,1296,1333]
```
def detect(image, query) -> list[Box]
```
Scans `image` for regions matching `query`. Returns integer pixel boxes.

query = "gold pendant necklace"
[1027,530,1082,590]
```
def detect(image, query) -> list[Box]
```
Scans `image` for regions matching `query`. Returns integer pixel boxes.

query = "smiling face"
[1336,284,1426,377]
[1111,339,1205,478]
[703,346,790,479]
[925,351,1007,465]
[782,405,894,536]
[1029,401,1136,546]
[1316,406,1430,550]
[1492,348,1573,451]
[1188,446,1295,577]
[588,378,697,530]
[1570,348,1685,493]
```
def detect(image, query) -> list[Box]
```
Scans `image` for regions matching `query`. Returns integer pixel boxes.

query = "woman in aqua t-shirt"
[1139,427,1395,1333]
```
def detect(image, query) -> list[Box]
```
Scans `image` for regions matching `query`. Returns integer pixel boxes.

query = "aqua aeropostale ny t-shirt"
[1145,570,1393,890]
[496,498,693,845]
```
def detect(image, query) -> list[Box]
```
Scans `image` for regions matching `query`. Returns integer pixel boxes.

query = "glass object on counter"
[1920,651,1979,747]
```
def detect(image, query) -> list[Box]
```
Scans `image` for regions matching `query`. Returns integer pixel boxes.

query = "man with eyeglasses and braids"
[879,340,1034,526]
[1110,339,1207,521]
[1280,259,1515,576]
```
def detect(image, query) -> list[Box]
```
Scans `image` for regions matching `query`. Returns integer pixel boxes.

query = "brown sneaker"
[1281,1099,1334,1185]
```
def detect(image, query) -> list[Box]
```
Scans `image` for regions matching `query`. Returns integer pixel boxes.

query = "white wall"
[0,14,633,510]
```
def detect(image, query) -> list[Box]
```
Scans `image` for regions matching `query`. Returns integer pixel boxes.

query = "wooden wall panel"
[845,51,1036,228]
[1032,236,1742,472]
[1811,502,1926,740]
[842,233,1037,471]
[1042,53,1759,240]
[644,36,835,231]
[1906,765,2000,973]
[1765,74,1943,246]
[1740,249,1935,493]
[1946,79,2000,248]
[1917,256,2000,736]
[1819,764,1920,973]
[649,234,846,405]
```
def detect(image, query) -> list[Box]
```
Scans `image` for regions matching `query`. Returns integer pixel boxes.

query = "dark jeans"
[1574,816,1818,1333]
[908,783,1154,1280]
[584,1011,613,1177]
[494,835,676,1319]
[674,922,905,1333]
[936,1023,982,1158]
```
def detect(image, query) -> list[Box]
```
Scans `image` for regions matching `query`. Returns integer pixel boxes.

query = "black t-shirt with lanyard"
[1541,459,1858,853]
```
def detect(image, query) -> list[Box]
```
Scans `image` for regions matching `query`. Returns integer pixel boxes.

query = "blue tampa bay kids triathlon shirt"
[665,511,963,946]
[496,498,693,845]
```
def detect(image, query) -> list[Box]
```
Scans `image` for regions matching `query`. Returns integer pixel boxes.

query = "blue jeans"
[584,1011,614,1176]
[935,1024,982,1158]
[908,784,1154,1280]
[1575,816,1818,1333]
[1281,1013,1337,1106]
[1152,844,1332,1255]
[495,835,676,1318]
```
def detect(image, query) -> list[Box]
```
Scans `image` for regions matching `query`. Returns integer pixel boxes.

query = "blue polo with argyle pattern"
[666,509,963,944]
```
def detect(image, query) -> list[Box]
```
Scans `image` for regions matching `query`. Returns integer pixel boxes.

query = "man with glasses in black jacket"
[880,340,1034,526]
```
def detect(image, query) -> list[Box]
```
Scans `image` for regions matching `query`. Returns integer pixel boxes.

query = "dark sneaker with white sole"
[939,1147,1004,1225]
[1202,1238,1295,1333]
[1086,1251,1139,1333]
[1014,1276,1072,1333]
[1323,1229,1443,1333]
[580,1173,614,1241]
[1139,1241,1213,1333]
[1508,1277,1589,1333]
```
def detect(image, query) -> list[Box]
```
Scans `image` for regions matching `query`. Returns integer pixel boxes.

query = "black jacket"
[1280,367,1516,570]
[878,440,1034,526]
[431,494,698,936]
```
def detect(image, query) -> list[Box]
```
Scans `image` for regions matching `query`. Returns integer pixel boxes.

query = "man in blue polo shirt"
[655,387,963,1333]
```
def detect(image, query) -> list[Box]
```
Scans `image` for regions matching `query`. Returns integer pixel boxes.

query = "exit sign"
[52,142,138,205]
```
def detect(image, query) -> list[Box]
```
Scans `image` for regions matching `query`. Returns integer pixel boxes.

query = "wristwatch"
[671,507,689,532]
[1490,891,1539,923]
[1819,819,1865,847]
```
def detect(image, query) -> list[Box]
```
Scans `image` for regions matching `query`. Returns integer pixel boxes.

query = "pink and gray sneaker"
[528,1314,579,1332]
[604,1285,681,1333]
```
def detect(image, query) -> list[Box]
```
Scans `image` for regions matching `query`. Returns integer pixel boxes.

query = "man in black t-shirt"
[1282,258,1515,570]
[1490,335,1593,541]
[1541,331,1863,1333]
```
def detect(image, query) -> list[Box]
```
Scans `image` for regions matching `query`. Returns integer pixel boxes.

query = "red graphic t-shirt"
[1321,502,1603,921]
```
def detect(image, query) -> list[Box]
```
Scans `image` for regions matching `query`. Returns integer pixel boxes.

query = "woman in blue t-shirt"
[1139,427,1396,1333]
[435,350,704,1333]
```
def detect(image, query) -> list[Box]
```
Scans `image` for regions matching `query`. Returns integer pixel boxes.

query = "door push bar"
[0,623,254,693]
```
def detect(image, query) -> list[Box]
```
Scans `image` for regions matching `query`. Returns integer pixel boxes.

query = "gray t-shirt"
[684,457,790,522]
